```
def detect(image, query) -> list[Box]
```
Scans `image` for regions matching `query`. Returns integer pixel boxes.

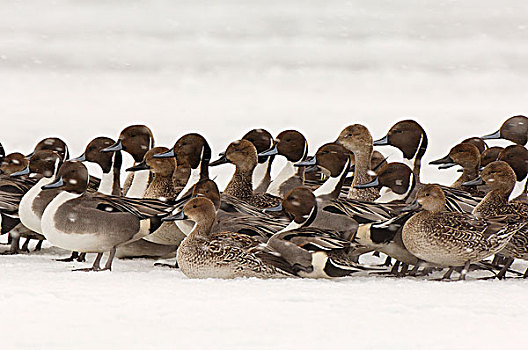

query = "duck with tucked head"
[497,145,528,203]
[211,139,282,209]
[259,130,308,197]
[40,161,170,271]
[402,184,521,280]
[463,161,528,278]
[162,197,296,279]
[480,146,503,168]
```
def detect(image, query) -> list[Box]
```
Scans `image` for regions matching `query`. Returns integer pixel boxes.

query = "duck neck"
[176,165,201,200]
[314,158,350,200]
[126,166,150,198]
[454,163,480,190]
[474,189,510,216]
[146,171,176,201]
[349,149,378,200]
[253,158,271,192]
[224,166,254,199]
[267,160,300,196]
[99,152,122,196]
[188,217,215,239]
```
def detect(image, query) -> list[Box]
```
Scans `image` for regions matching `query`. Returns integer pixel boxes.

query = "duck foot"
[458,261,471,281]
[21,238,31,252]
[496,258,515,280]
[383,256,392,267]
[72,253,103,272]
[397,263,409,277]
[77,253,86,262]
[154,262,179,269]
[56,251,80,262]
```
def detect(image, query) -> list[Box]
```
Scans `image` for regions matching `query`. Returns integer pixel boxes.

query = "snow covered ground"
[1,1,528,348]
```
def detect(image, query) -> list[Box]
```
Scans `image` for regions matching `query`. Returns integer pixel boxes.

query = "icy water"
[1,1,528,348]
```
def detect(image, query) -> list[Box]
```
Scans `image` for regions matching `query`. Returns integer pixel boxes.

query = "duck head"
[336,124,373,156]
[406,184,446,213]
[210,139,258,173]
[41,161,89,195]
[430,143,480,170]
[243,128,274,164]
[373,120,428,160]
[463,161,516,195]
[259,130,307,163]
[497,145,528,182]
[102,125,154,162]
[12,150,63,178]
[74,137,122,173]
[355,162,413,196]
[127,146,175,177]
[31,137,69,160]
[482,115,528,146]
[162,197,216,234]
[192,179,221,211]
[264,186,317,226]
[0,152,29,175]
[461,137,487,154]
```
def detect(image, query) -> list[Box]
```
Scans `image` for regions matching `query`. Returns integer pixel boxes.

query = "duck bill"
[373,135,389,146]
[41,177,65,190]
[258,144,278,157]
[294,156,317,167]
[161,211,188,222]
[429,154,453,165]
[71,153,86,162]
[153,148,175,159]
[26,152,34,159]
[262,203,283,214]
[462,176,484,186]
[354,177,380,189]
[304,165,319,173]
[126,161,150,172]
[209,154,229,167]
[438,163,456,170]
[400,200,421,212]
[101,139,123,152]
[481,130,501,140]
[10,166,30,177]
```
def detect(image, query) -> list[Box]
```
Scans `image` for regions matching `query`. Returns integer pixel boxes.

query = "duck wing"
[93,194,172,219]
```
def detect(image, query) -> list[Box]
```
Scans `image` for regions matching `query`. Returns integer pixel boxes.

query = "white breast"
[177,166,201,200]
[252,159,269,190]
[267,161,296,196]
[40,191,82,247]
[19,177,54,234]
[126,169,150,198]
[510,179,526,200]
[98,172,114,195]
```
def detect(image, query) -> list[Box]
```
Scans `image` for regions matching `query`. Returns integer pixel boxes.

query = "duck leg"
[383,256,392,266]
[34,240,43,251]
[408,261,423,277]
[73,253,103,272]
[390,260,401,275]
[21,238,31,252]
[101,248,116,271]
[496,258,515,280]
[441,267,454,280]
[2,231,22,254]
[398,263,409,277]
[523,268,528,279]
[458,261,471,281]
[77,253,86,262]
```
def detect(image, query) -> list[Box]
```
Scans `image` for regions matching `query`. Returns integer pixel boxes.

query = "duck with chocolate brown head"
[30,137,69,160]
[154,133,211,200]
[242,128,274,193]
[295,143,352,201]
[482,115,528,146]
[72,137,122,196]
[102,125,155,198]
[355,162,415,203]
[259,130,308,197]
[373,120,428,184]
[497,145,528,203]
[461,137,487,154]
[336,124,379,201]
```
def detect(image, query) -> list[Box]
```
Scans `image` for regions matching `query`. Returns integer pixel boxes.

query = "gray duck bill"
[101,139,123,152]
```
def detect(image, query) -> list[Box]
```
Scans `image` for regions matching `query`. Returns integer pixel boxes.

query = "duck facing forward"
[163,197,295,279]
[402,184,521,280]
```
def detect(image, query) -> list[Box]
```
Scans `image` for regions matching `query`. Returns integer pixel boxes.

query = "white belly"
[19,177,54,234]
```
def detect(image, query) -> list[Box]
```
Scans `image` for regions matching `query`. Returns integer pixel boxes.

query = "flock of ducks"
[1,115,528,280]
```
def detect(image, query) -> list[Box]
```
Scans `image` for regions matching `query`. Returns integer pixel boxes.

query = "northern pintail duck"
[355,162,414,203]
[336,124,379,201]
[463,161,528,278]
[402,184,520,280]
[163,197,295,279]
[40,161,170,271]
[430,143,484,196]
[30,137,69,160]
[242,128,275,193]
[153,133,211,200]
[259,130,308,197]
[102,125,155,198]
[460,137,488,154]
[211,139,281,209]
[482,115,528,146]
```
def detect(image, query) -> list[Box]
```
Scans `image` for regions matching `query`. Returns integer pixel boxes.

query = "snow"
[1,0,528,348]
